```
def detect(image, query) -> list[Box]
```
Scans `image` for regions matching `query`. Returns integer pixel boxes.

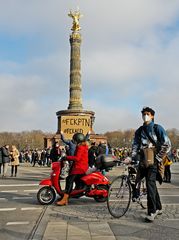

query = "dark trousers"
[137,165,162,215]
[65,174,84,194]
[164,166,171,182]
[11,165,18,176]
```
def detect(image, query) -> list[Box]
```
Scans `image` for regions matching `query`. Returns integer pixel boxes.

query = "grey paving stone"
[91,237,116,240]
[89,222,114,236]
[43,222,67,240]
[67,222,90,237]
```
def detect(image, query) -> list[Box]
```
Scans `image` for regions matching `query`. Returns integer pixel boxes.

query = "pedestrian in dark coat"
[96,142,107,156]
[50,142,61,163]
[0,147,3,175]
[88,142,98,167]
[132,107,171,222]
[1,145,10,178]
[32,149,40,167]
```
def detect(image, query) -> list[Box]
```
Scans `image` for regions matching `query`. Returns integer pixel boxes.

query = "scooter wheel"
[94,196,107,202]
[37,186,56,205]
[94,185,108,202]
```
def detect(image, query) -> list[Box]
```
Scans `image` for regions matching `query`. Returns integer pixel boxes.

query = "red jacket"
[66,144,89,175]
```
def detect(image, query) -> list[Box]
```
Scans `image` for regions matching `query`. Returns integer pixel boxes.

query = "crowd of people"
[0,134,177,183]
[0,133,111,178]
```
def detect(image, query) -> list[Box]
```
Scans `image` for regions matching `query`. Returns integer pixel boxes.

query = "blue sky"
[1,0,179,133]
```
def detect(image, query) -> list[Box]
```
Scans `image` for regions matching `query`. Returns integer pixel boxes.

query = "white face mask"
[142,114,151,123]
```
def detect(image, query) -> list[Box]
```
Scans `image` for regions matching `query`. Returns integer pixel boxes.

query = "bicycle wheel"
[107,175,131,218]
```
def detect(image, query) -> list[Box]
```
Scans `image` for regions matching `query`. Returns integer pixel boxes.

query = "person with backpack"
[131,107,171,222]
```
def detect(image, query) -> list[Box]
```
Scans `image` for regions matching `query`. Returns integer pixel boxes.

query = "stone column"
[68,32,83,110]
[55,10,95,138]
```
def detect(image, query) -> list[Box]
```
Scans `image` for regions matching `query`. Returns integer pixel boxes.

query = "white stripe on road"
[163,203,179,205]
[6,221,29,225]
[0,183,38,187]
[136,195,179,198]
[32,176,45,178]
[13,196,33,200]
[0,189,37,193]
[0,198,6,201]
[24,189,37,192]
[1,190,18,193]
[161,195,179,197]
[0,208,16,211]
[0,207,42,211]
[21,207,42,211]
[166,219,179,221]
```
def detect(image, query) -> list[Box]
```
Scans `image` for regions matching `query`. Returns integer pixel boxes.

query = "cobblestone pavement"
[48,201,179,222]
[37,163,179,240]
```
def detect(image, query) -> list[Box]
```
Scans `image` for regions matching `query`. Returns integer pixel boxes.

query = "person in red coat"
[56,133,89,206]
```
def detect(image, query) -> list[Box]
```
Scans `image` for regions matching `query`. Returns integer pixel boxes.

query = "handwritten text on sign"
[61,115,91,139]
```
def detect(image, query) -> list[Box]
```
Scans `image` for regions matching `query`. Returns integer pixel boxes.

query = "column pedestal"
[56,109,95,139]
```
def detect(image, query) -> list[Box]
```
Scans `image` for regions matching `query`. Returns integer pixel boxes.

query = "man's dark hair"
[141,107,155,116]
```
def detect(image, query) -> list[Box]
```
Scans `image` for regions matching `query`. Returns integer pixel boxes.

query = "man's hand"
[60,131,63,135]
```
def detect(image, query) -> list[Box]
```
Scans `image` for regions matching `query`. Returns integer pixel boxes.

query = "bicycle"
[107,161,147,218]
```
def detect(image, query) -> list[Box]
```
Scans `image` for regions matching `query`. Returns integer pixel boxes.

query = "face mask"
[142,114,151,123]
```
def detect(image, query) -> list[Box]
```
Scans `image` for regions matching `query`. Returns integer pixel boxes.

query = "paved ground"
[37,163,179,240]
[1,162,179,240]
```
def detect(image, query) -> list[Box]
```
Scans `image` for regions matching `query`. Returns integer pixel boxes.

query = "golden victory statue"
[68,9,83,32]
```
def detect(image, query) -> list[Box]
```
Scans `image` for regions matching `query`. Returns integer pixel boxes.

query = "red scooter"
[37,155,116,205]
